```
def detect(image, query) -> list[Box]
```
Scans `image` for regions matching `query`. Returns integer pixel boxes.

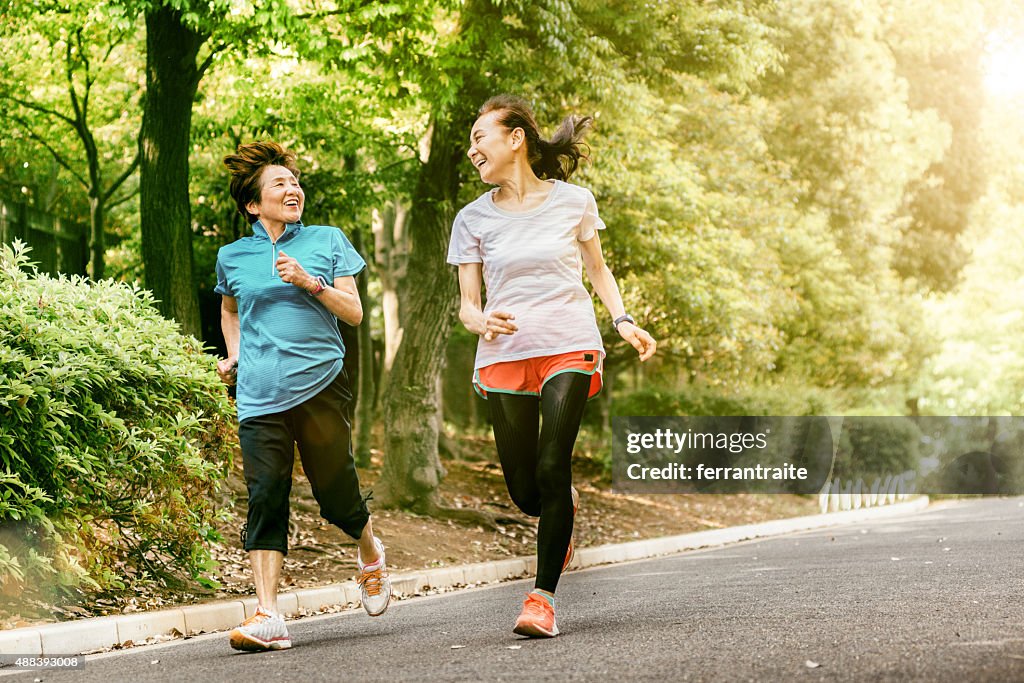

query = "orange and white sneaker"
[228,606,291,652]
[513,592,559,638]
[562,486,579,572]
[357,536,392,617]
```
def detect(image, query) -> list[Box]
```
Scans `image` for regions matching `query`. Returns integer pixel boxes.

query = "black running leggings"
[488,372,591,593]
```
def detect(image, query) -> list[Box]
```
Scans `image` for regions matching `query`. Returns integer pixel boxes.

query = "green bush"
[0,242,234,597]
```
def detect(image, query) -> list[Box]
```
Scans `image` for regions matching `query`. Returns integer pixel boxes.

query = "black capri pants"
[237,368,369,554]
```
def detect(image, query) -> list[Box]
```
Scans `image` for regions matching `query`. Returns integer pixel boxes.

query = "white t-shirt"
[447,179,607,370]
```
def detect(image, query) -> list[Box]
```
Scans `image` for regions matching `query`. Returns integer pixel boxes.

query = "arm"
[275,250,362,325]
[217,295,240,385]
[579,232,657,362]
[321,275,363,326]
[457,262,517,341]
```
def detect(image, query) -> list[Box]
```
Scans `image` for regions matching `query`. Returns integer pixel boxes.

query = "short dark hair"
[478,94,593,181]
[223,141,300,224]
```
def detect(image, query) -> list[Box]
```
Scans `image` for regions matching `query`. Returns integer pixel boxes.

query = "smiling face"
[246,165,304,226]
[467,110,524,184]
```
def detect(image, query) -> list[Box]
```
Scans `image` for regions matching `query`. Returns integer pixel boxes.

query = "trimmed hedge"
[0,242,234,596]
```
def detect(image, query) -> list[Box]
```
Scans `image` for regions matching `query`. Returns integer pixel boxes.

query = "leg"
[230,414,295,651]
[238,413,296,613]
[291,369,390,615]
[488,391,542,516]
[250,550,284,613]
[291,369,370,541]
[534,372,590,593]
[356,518,380,563]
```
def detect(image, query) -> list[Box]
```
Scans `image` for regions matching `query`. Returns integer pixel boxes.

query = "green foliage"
[912,91,1024,415]
[0,1,145,281]
[5,0,1021,441]
[746,0,950,392]
[834,418,922,480]
[612,381,839,418]
[584,74,796,381]
[882,0,992,291]
[0,241,234,596]
[919,206,1024,415]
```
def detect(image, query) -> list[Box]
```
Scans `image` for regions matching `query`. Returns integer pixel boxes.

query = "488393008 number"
[0,655,84,670]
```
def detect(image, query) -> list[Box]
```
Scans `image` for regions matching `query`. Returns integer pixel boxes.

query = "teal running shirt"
[214,220,366,421]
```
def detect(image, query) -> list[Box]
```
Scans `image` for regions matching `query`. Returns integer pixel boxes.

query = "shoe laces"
[358,566,387,596]
[241,608,272,627]
[522,594,553,617]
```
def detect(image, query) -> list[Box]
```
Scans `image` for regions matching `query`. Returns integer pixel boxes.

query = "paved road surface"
[6,497,1024,682]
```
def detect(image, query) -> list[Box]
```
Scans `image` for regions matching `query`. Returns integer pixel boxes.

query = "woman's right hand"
[482,311,518,341]
[217,357,238,386]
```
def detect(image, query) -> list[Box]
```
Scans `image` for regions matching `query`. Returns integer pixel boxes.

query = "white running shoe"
[357,536,392,617]
[229,606,291,651]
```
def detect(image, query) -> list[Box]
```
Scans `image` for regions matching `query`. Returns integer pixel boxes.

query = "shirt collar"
[251,219,304,240]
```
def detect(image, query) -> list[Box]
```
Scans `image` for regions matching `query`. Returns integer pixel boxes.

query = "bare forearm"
[457,263,500,338]
[222,310,240,358]
[589,264,627,320]
[317,286,363,326]
[276,253,362,325]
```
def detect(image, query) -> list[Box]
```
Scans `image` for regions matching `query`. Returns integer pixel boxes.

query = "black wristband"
[613,314,635,332]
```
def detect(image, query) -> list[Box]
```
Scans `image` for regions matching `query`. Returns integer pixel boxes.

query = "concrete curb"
[0,496,929,656]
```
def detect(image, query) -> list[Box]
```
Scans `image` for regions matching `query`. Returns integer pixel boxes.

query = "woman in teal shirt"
[215,141,391,652]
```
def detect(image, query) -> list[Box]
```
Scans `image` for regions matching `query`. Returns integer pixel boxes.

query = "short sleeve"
[577,189,606,242]
[446,212,482,265]
[214,250,234,297]
[331,229,367,279]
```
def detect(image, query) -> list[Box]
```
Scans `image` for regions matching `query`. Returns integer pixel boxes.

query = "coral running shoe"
[562,486,579,572]
[513,593,559,638]
[357,536,392,616]
[229,606,291,652]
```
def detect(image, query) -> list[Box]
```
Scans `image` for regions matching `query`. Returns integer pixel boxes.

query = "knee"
[247,477,290,513]
[508,483,542,517]
[318,496,370,540]
[535,450,571,498]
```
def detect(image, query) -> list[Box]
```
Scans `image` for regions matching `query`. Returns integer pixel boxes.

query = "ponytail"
[533,115,593,181]
[478,95,593,181]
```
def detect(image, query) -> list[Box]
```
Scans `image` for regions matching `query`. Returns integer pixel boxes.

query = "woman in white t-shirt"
[447,94,657,638]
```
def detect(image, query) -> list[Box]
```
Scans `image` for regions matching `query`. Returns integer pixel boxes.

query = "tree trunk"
[88,194,104,280]
[352,226,376,467]
[376,115,468,510]
[372,200,408,389]
[375,0,501,510]
[139,6,204,337]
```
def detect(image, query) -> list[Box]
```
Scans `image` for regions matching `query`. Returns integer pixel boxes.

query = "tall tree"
[0,4,141,279]
[137,5,208,334]
[115,0,306,335]
[372,0,784,510]
[373,0,493,511]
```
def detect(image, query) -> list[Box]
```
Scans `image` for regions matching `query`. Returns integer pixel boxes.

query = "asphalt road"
[7,497,1024,682]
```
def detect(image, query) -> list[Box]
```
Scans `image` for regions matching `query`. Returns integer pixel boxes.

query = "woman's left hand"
[619,323,657,362]
[276,250,315,291]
